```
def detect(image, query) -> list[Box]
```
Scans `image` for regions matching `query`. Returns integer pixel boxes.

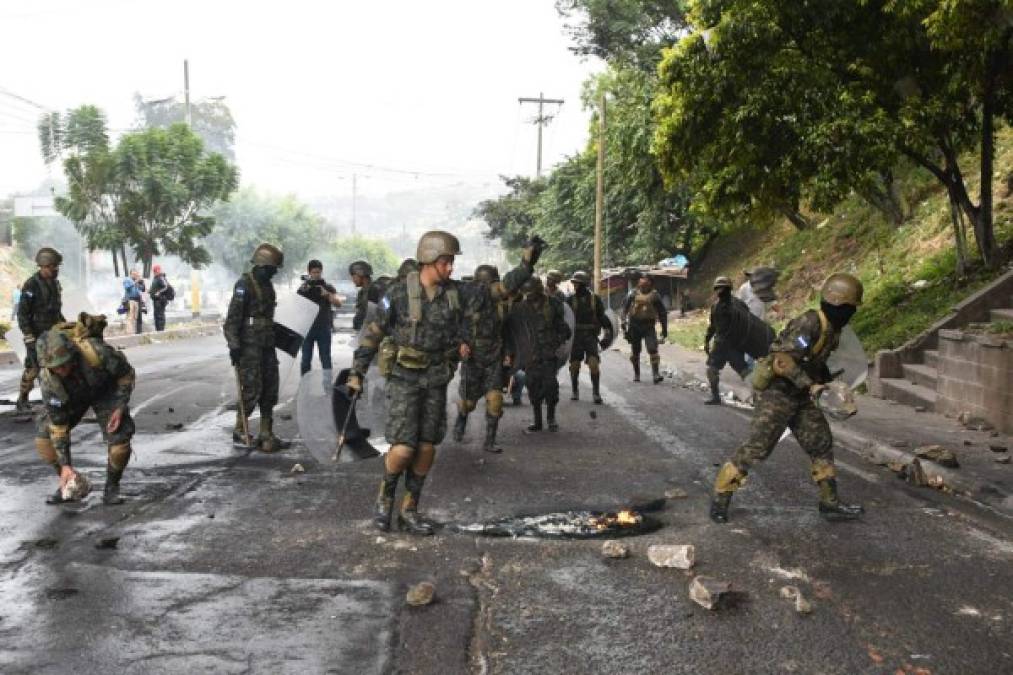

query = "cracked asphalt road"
[0,335,1010,674]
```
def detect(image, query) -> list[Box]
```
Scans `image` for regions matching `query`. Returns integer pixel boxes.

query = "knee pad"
[413,443,436,475]
[810,458,837,483]
[34,438,58,466]
[108,443,133,471]
[587,356,601,375]
[485,390,504,418]
[385,444,415,474]
[650,353,661,365]
[714,462,748,493]
[457,399,476,414]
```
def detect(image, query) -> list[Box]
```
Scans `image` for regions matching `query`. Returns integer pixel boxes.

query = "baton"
[234,366,251,447]
[333,389,361,463]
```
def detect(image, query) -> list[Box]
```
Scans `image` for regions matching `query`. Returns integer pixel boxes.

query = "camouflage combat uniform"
[353,281,381,331]
[622,286,667,383]
[511,287,571,431]
[566,277,610,403]
[17,270,65,405]
[35,320,135,504]
[224,269,281,448]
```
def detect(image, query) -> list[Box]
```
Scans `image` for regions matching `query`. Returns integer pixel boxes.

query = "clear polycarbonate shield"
[356,371,387,445]
[506,304,534,371]
[273,289,320,385]
[351,301,379,350]
[296,369,383,463]
[599,308,616,351]
[827,326,869,389]
[556,302,576,368]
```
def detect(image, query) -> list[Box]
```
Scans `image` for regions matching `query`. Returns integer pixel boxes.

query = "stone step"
[879,377,937,412]
[902,362,938,389]
[990,308,1013,323]
[923,350,939,369]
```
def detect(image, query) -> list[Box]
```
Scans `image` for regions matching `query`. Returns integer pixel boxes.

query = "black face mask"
[821,301,856,329]
[253,265,277,283]
[717,288,731,300]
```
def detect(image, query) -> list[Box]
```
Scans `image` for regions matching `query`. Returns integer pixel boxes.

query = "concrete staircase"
[871,272,1013,412]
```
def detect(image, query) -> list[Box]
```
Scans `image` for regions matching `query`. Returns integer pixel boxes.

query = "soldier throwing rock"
[621,275,667,384]
[34,316,135,505]
[710,273,866,524]
[224,243,290,453]
[350,231,541,535]
[16,247,66,412]
[566,271,612,404]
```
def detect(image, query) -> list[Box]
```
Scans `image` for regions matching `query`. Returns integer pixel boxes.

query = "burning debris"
[452,508,659,539]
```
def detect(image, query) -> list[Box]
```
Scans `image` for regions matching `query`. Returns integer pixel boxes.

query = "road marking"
[596,382,695,459]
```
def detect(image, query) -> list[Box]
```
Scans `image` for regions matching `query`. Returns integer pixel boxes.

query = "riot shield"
[827,326,869,389]
[351,301,379,350]
[556,302,576,368]
[296,369,380,463]
[599,309,616,350]
[272,289,319,388]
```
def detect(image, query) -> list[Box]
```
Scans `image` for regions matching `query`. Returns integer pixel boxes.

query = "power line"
[518,92,564,177]
[0,86,52,111]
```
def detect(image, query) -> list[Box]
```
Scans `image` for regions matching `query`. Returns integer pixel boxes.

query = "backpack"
[162,283,176,302]
[55,313,109,368]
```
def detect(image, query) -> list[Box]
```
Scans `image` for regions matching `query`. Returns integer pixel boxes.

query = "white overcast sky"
[0,0,602,198]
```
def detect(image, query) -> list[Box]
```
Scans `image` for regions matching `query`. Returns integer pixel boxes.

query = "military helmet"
[522,276,544,295]
[821,273,864,306]
[474,264,500,284]
[570,270,590,286]
[397,258,417,279]
[416,230,462,264]
[250,243,284,267]
[713,276,733,290]
[37,329,76,368]
[349,260,373,278]
[546,269,563,285]
[35,247,63,267]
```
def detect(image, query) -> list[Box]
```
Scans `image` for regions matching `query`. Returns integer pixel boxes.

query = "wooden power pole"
[183,59,192,127]
[593,94,606,297]
[518,92,564,177]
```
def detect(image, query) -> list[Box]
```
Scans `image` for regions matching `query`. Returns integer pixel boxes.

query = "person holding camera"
[298,259,342,375]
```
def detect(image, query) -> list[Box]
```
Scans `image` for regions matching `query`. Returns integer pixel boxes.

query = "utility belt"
[244,316,273,328]
[379,341,457,376]
[751,356,820,394]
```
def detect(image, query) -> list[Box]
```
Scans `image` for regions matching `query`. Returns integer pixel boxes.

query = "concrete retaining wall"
[935,328,1013,433]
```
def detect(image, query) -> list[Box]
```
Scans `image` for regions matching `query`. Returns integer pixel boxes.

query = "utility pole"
[518,92,564,177]
[183,60,192,127]
[593,94,606,297]
[351,173,357,234]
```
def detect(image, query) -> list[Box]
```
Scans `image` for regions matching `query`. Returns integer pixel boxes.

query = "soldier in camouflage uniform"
[16,247,66,412]
[704,276,753,405]
[511,276,571,432]
[350,231,540,534]
[397,257,418,281]
[224,243,289,453]
[566,270,611,404]
[621,275,667,384]
[34,317,135,505]
[350,260,380,331]
[452,264,516,453]
[710,273,866,524]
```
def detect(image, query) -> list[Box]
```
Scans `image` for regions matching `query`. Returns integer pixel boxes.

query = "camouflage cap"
[416,230,462,264]
[821,273,863,306]
[35,247,63,267]
[570,270,590,285]
[349,260,373,277]
[546,269,563,284]
[37,329,76,368]
[250,243,284,267]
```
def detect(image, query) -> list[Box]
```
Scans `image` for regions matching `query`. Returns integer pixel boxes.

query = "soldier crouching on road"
[512,276,571,432]
[621,274,667,383]
[453,264,516,454]
[34,316,135,505]
[349,231,541,535]
[16,247,66,412]
[710,273,866,524]
[224,243,290,453]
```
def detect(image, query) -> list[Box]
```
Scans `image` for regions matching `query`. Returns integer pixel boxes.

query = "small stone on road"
[406,581,436,607]
[689,576,730,610]
[648,544,695,569]
[601,541,629,559]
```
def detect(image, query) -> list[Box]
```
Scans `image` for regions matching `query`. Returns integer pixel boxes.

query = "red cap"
[152,264,162,275]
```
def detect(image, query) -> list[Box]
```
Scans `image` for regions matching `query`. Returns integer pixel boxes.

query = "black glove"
[521,235,548,267]
[229,348,241,366]
[660,330,668,340]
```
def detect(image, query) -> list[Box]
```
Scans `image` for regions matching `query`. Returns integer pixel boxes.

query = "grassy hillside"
[671,127,1013,355]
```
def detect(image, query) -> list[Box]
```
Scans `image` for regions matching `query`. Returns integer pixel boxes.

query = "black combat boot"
[258,417,291,453]
[591,373,603,405]
[452,412,468,442]
[233,413,253,448]
[704,368,722,405]
[651,360,664,384]
[374,472,400,531]
[570,371,579,401]
[546,402,559,432]
[631,357,641,382]
[817,479,864,521]
[709,492,732,523]
[398,472,434,536]
[103,463,125,505]
[483,414,502,453]
[15,392,31,414]
[527,403,543,432]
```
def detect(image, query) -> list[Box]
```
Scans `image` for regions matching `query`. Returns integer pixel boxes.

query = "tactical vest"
[25,274,63,332]
[571,292,601,331]
[629,290,658,322]
[241,272,276,327]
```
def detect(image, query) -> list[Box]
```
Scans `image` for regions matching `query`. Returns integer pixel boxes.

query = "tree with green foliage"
[206,187,324,280]
[323,235,400,280]
[556,0,688,69]
[133,93,237,161]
